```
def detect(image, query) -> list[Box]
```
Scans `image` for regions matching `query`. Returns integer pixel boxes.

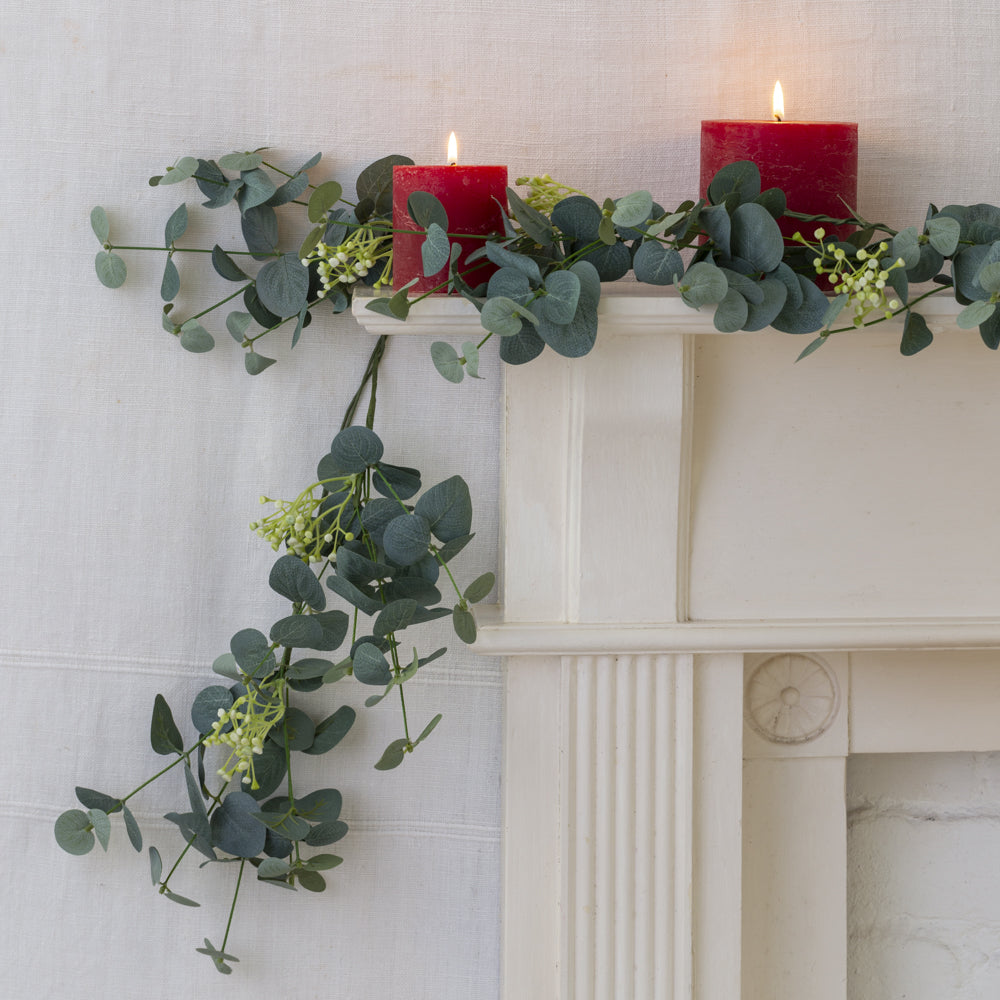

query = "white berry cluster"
[797,228,905,326]
[301,226,393,297]
[204,686,285,790]
[250,476,357,563]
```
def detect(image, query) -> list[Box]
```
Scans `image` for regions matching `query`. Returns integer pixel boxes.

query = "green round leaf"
[463,572,495,604]
[256,253,310,317]
[414,476,472,542]
[431,340,465,383]
[540,270,581,325]
[633,241,684,286]
[179,320,215,353]
[329,426,383,473]
[150,693,184,755]
[730,202,784,273]
[191,685,235,735]
[611,190,653,229]
[268,554,325,610]
[421,222,451,277]
[271,707,315,751]
[164,202,188,245]
[95,251,127,288]
[383,513,432,565]
[900,311,934,355]
[55,809,95,855]
[452,605,477,644]
[307,181,344,223]
[210,791,267,858]
[352,643,393,686]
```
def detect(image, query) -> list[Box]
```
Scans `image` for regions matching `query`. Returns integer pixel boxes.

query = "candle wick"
[774,113,783,122]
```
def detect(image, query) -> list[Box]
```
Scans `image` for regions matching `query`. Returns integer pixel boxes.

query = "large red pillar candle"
[700,88,857,241]
[392,136,507,292]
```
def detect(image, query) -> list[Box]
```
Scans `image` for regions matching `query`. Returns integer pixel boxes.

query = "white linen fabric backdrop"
[2,1,998,996]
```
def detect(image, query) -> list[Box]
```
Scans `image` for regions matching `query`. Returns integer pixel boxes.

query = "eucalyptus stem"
[220,859,246,956]
[186,284,251,324]
[340,335,389,430]
[121,741,203,806]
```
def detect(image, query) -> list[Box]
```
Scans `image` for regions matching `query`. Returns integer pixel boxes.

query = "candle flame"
[772,81,784,122]
[447,132,458,165]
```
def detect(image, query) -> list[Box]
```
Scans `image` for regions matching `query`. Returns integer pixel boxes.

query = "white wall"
[3,1,1000,997]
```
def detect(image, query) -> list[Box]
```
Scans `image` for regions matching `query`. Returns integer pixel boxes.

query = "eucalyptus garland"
[65,148,1000,973]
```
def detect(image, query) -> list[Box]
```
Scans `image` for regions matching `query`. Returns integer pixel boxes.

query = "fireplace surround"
[356,289,998,999]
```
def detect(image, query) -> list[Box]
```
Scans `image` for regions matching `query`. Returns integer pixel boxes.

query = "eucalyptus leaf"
[210,791,267,858]
[225,310,251,343]
[270,615,324,648]
[179,320,215,353]
[269,171,309,207]
[926,215,961,256]
[294,789,343,824]
[699,204,732,258]
[373,598,418,636]
[742,275,784,332]
[326,574,382,615]
[415,713,443,744]
[507,187,554,245]
[150,693,184,755]
[383,513,432,565]
[271,707,315,751]
[212,652,241,680]
[158,156,199,186]
[218,152,263,171]
[552,196,602,242]
[463,572,495,603]
[75,787,119,812]
[256,252,310,317]
[374,739,408,771]
[707,160,761,206]
[119,805,141,852]
[770,274,827,335]
[487,266,533,305]
[269,553,326,610]
[230,628,277,679]
[461,341,481,378]
[329,425,384,473]
[713,288,749,332]
[611,190,653,228]
[160,257,180,301]
[163,889,201,907]
[900,311,934,355]
[407,190,448,230]
[483,242,542,284]
[481,296,539,338]
[213,245,249,282]
[90,206,110,243]
[163,203,188,246]
[308,181,344,223]
[577,241,631,282]
[957,299,997,329]
[95,251,127,288]
[149,846,163,885]
[677,261,728,309]
[241,204,279,260]
[421,222,451,277]
[452,605,477,644]
[414,476,472,542]
[498,322,546,365]
[357,154,413,217]
[287,657,337,681]
[731,202,784,273]
[429,340,463,382]
[890,227,921,270]
[55,809,95,855]
[633,241,684,286]
[303,706,356,756]
[191,685,234,735]
[540,270,581,325]
[352,643,393,686]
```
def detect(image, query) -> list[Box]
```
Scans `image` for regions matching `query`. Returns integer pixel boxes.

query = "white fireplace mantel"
[354,290,1000,1000]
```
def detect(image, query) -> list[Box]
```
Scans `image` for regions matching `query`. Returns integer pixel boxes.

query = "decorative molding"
[561,653,693,1000]
[744,653,840,744]
[474,612,1000,656]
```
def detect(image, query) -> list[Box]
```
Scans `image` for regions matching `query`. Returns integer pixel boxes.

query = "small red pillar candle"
[392,133,507,292]
[700,83,858,241]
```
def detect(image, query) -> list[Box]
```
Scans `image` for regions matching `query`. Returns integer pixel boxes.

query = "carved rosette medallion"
[744,653,840,744]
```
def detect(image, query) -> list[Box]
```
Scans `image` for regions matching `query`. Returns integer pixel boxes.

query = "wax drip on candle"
[447,132,458,166]
[772,81,784,122]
